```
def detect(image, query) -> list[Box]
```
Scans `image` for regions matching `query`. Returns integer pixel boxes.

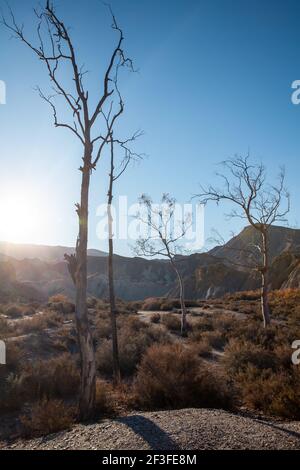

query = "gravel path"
[2,408,300,450]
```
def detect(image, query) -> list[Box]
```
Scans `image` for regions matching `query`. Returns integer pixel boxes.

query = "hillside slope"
[0,225,299,301]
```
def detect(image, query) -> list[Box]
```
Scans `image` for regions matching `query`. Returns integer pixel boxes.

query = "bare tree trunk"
[74,151,96,420]
[107,140,121,384]
[171,260,188,335]
[107,195,121,383]
[260,229,271,328]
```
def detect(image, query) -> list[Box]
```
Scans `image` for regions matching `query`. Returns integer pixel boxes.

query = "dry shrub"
[142,298,199,312]
[200,331,227,350]
[5,342,24,370]
[96,317,171,377]
[212,313,238,334]
[87,297,98,308]
[22,306,36,316]
[48,294,75,314]
[160,299,181,311]
[0,343,25,412]
[94,315,112,339]
[161,314,182,332]
[191,316,214,333]
[5,304,24,318]
[225,290,260,301]
[269,289,300,320]
[221,329,300,419]
[21,399,75,437]
[9,353,79,405]
[189,337,212,358]
[48,294,69,303]
[16,311,62,335]
[223,339,278,376]
[0,316,10,335]
[94,379,117,416]
[141,297,164,311]
[150,313,161,324]
[134,343,233,410]
[235,365,300,419]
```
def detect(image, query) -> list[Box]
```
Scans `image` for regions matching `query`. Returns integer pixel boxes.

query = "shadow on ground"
[116,415,179,450]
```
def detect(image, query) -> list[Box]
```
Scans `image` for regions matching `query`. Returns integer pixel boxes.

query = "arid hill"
[0,225,299,301]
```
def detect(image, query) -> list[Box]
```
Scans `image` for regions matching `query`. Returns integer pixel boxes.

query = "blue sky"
[0,0,299,256]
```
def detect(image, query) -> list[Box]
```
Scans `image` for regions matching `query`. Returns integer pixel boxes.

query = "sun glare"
[0,192,41,244]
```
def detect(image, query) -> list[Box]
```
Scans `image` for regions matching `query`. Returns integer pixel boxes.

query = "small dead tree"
[195,155,290,327]
[102,104,143,383]
[135,194,191,335]
[2,1,134,418]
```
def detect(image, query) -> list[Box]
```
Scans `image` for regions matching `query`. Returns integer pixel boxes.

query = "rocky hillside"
[0,261,45,302]
[0,225,299,301]
[211,225,300,267]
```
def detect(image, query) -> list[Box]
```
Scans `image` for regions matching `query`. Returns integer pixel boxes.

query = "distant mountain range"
[0,241,106,263]
[0,225,299,303]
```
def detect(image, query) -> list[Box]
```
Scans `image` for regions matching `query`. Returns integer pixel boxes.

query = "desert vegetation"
[0,0,299,453]
[0,288,299,440]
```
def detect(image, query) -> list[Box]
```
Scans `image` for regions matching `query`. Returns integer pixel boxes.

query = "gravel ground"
[1,408,300,450]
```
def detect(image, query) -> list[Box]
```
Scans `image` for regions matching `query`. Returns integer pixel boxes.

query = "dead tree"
[2,1,133,419]
[135,194,191,336]
[102,103,143,383]
[195,155,290,327]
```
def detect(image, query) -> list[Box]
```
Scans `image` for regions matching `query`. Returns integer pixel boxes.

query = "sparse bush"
[21,399,75,437]
[96,317,171,377]
[94,315,112,339]
[190,337,212,358]
[160,299,181,311]
[212,313,238,334]
[141,297,199,312]
[22,306,36,316]
[16,311,62,335]
[223,339,278,375]
[5,304,23,318]
[161,314,182,332]
[225,290,260,301]
[94,379,116,416]
[87,297,98,309]
[201,331,227,350]
[48,294,75,314]
[191,316,213,333]
[141,297,164,311]
[0,316,10,335]
[150,313,161,324]
[5,342,24,371]
[235,365,300,419]
[9,354,79,404]
[134,343,233,410]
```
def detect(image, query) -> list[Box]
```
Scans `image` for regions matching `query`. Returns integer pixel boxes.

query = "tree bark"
[107,141,121,384]
[260,229,271,328]
[171,260,188,336]
[74,147,96,420]
[107,198,121,384]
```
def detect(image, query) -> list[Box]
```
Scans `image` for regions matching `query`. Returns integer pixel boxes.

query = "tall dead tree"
[195,155,290,327]
[2,1,133,418]
[136,194,191,336]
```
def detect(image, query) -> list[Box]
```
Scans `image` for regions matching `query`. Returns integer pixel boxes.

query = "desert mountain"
[211,225,300,267]
[0,225,299,302]
[0,241,106,263]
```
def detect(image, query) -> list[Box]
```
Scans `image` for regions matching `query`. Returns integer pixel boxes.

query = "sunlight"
[0,191,41,244]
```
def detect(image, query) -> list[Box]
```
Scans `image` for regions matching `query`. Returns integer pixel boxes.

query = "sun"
[0,191,41,244]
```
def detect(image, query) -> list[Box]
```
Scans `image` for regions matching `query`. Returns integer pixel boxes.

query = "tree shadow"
[247,416,300,441]
[116,415,180,450]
